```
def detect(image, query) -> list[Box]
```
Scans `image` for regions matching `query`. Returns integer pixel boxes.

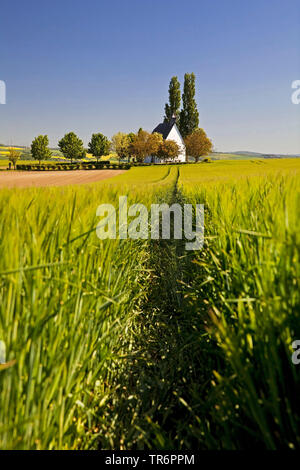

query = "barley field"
[0,159,299,449]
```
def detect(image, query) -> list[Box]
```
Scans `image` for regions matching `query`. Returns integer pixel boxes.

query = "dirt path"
[0,170,125,188]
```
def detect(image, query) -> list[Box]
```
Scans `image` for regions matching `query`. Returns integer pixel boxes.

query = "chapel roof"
[152,116,177,139]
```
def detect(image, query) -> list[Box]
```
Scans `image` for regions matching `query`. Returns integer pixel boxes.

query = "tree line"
[9,126,212,168]
[7,73,213,168]
[15,129,182,166]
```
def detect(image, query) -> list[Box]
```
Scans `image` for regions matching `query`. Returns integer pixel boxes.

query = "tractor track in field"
[99,167,212,449]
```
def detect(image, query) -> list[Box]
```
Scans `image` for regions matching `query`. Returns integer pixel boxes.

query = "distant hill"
[213,151,300,159]
[232,151,300,158]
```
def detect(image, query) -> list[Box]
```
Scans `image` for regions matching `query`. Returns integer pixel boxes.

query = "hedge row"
[131,159,211,166]
[16,162,131,171]
[15,160,211,171]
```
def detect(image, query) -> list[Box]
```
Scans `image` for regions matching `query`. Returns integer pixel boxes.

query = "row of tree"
[24,129,183,165]
[8,126,212,168]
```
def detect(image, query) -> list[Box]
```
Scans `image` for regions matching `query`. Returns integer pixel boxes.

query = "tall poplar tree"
[179,73,199,138]
[164,76,181,123]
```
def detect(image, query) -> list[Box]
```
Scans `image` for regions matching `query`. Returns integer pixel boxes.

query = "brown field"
[0,170,125,188]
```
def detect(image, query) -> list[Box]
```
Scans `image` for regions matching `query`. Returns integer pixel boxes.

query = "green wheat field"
[0,159,299,449]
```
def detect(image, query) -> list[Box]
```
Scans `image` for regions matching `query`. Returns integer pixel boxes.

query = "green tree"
[164,76,181,124]
[88,133,110,162]
[58,132,85,163]
[185,128,213,162]
[8,148,21,169]
[31,135,52,165]
[179,73,199,138]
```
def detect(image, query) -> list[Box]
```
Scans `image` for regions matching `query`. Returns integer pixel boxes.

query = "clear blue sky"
[0,0,299,153]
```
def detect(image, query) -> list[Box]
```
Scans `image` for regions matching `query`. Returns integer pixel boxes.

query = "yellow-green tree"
[8,148,21,169]
[111,132,131,163]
